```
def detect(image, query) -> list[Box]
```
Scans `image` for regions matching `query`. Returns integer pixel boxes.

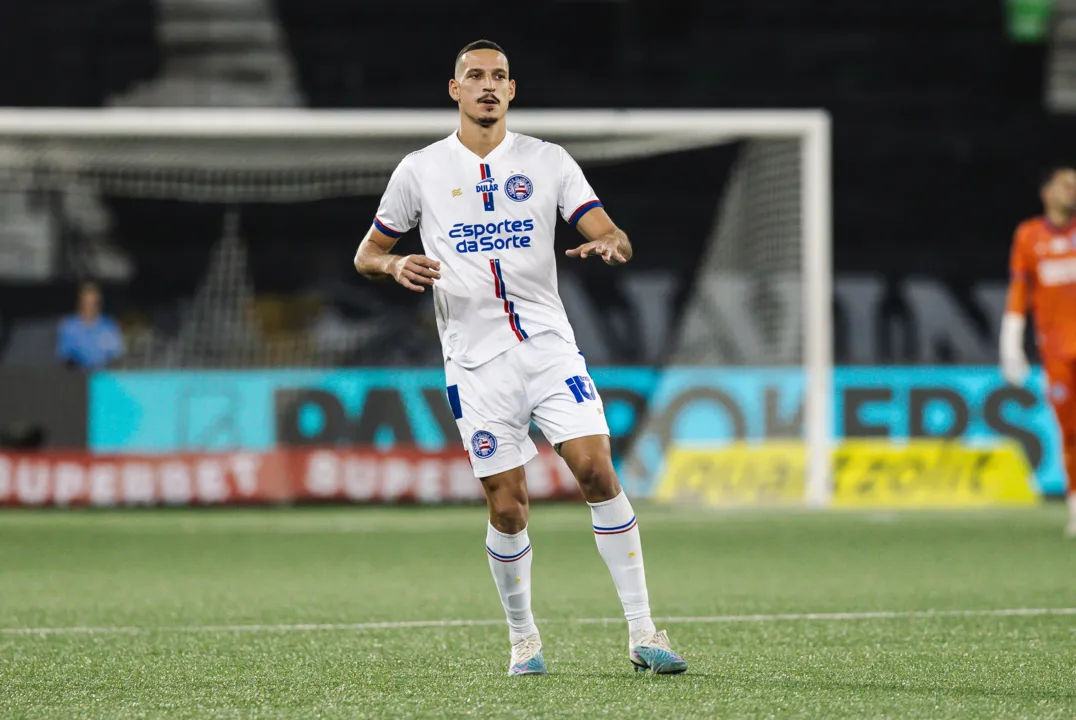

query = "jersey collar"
[451,129,515,163]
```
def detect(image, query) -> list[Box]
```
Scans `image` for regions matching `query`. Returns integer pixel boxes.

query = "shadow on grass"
[538,670,717,681]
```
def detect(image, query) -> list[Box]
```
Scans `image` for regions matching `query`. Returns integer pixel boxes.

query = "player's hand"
[392,254,441,292]
[565,238,628,265]
[1001,349,1030,386]
[999,312,1030,386]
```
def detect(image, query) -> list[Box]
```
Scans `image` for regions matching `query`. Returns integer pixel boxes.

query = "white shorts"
[444,331,610,477]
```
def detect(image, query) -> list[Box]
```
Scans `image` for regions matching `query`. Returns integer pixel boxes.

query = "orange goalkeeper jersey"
[1007,216,1076,359]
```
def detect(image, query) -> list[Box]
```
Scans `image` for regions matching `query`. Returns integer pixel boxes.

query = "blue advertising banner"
[89,367,658,456]
[89,366,1063,495]
[617,367,1059,497]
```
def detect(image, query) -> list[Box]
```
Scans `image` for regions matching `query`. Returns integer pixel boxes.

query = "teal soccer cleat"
[629,629,688,675]
[508,635,547,676]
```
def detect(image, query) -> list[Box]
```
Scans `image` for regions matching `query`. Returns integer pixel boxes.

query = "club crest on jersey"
[504,174,533,202]
[471,430,498,459]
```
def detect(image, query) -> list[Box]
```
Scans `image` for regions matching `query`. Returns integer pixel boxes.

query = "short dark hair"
[455,40,508,74]
[1042,166,1075,189]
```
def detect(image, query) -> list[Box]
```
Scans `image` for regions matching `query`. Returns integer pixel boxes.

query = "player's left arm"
[1000,224,1032,385]
[557,146,632,266]
[565,208,633,265]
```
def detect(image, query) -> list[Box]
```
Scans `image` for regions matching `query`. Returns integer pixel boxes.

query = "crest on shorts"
[504,174,533,202]
[471,430,498,459]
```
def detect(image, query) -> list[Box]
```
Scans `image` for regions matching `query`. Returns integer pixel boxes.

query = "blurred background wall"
[1,0,1064,366]
[0,0,1065,504]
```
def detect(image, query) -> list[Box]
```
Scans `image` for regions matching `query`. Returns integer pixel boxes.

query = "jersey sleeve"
[557,147,602,226]
[1005,224,1033,314]
[373,155,420,238]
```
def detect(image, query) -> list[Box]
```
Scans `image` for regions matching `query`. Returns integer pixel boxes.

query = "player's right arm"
[1000,224,1032,385]
[354,225,440,293]
[352,154,440,293]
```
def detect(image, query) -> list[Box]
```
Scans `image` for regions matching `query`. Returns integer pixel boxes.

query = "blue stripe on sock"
[593,516,637,532]
[486,544,531,561]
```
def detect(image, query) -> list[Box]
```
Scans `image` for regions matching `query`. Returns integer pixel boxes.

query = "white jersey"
[373,130,602,369]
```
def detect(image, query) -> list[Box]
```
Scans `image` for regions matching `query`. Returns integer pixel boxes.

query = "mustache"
[478,95,500,104]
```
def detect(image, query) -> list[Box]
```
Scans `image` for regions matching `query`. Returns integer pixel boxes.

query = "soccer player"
[1001,166,1076,535]
[353,40,687,676]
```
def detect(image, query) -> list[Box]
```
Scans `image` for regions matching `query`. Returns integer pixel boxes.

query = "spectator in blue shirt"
[56,281,124,369]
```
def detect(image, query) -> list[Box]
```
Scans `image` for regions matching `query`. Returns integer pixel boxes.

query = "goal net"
[0,108,832,506]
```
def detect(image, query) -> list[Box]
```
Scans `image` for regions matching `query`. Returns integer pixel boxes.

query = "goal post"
[0,108,833,507]
[802,112,833,508]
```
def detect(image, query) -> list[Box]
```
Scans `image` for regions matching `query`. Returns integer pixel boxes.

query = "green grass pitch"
[2,502,1076,718]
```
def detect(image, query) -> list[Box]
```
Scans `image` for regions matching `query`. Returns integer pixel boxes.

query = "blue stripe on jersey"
[373,217,402,238]
[491,259,526,342]
[508,300,528,339]
[480,164,495,212]
[568,199,603,226]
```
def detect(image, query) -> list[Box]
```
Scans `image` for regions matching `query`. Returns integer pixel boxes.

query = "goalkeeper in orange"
[1001,167,1076,535]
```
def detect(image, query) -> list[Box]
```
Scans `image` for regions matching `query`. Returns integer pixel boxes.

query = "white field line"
[3,607,1075,637]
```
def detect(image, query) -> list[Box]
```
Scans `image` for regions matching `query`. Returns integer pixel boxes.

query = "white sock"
[589,491,656,640]
[1068,492,1076,523]
[486,523,538,644]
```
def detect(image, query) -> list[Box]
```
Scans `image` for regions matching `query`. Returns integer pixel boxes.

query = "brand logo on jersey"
[450,219,535,253]
[471,430,498,459]
[504,174,533,202]
[1038,257,1076,286]
[565,375,597,403]
[477,163,496,212]
[1051,237,1069,254]
[452,188,462,197]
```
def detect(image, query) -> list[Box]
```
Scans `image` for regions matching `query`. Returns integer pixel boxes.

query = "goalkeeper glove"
[999,312,1030,386]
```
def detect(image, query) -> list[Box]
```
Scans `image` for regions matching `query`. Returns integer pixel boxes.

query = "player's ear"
[508,79,516,101]
[448,78,460,103]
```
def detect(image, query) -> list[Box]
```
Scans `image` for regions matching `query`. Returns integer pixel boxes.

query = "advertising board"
[87,366,1059,500]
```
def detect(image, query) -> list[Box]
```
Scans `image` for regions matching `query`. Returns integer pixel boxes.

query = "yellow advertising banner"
[655,440,1040,508]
